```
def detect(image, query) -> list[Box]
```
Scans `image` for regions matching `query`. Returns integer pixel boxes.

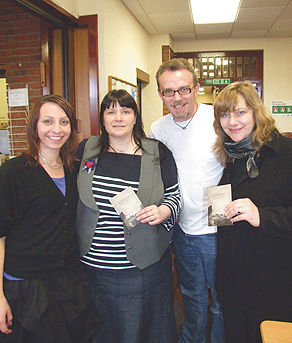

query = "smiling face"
[103,102,136,140]
[37,102,71,154]
[220,94,255,142]
[158,69,200,122]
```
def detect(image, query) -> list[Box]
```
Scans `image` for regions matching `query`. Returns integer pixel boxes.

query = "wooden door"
[41,15,99,140]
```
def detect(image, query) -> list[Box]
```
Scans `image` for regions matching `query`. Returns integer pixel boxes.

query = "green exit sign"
[205,79,232,85]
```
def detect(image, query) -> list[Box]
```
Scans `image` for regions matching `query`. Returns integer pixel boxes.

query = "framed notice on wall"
[108,76,138,103]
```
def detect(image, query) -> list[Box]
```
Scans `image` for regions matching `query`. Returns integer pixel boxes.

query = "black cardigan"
[0,154,79,279]
[216,132,292,313]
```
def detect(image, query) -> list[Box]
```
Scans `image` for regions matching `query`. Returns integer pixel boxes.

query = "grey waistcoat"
[76,136,173,270]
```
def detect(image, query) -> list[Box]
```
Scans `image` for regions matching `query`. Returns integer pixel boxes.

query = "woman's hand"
[136,205,171,225]
[224,198,260,227]
[0,295,13,334]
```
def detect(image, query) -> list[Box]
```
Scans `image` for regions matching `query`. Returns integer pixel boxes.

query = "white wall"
[54,0,169,132]
[175,38,292,132]
[53,0,292,132]
[142,34,174,132]
[76,0,148,98]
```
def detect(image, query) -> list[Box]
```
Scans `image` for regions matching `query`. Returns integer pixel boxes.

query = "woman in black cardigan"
[0,95,99,342]
[213,81,292,343]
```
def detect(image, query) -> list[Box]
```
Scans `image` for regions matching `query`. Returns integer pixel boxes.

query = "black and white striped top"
[80,145,180,270]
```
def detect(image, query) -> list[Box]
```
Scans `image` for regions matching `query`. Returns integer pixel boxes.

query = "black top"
[0,154,79,279]
[216,132,292,313]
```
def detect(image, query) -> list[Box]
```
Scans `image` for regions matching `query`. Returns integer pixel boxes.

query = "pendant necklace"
[172,104,198,130]
[109,144,138,154]
[173,113,195,130]
[39,152,63,169]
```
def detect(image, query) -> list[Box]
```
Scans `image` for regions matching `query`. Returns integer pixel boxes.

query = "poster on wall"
[108,76,138,103]
[272,100,292,115]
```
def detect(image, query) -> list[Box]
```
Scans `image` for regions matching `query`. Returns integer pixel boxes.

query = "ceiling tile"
[121,0,292,41]
[240,0,290,8]
[155,24,195,34]
[231,30,268,39]
[121,0,145,15]
[136,0,190,14]
[196,32,231,40]
[265,30,292,37]
[195,23,233,34]
[278,5,292,19]
[270,18,292,30]
[233,21,274,31]
[237,7,284,21]
[133,13,158,33]
[171,33,197,41]
[148,12,193,26]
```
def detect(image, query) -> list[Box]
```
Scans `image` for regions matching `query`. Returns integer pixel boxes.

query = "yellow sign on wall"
[0,79,8,128]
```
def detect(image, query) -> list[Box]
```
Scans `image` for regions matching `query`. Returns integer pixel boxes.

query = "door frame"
[13,0,99,135]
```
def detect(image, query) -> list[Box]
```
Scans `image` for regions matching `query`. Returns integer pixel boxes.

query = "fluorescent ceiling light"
[191,0,241,24]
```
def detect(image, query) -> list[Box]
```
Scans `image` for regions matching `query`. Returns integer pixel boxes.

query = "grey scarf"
[224,133,259,178]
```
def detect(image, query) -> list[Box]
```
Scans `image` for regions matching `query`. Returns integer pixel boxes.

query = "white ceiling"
[121,0,292,41]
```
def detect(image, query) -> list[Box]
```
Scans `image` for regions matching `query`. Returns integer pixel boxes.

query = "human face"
[220,94,255,142]
[37,102,71,153]
[158,69,199,122]
[103,103,136,140]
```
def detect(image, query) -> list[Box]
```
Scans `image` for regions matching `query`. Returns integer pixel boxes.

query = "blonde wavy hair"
[213,80,279,167]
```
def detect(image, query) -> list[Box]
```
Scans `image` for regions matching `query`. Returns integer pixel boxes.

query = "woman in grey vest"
[76,89,181,343]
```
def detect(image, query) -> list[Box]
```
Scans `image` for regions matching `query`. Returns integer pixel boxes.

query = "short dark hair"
[156,58,199,89]
[25,95,78,170]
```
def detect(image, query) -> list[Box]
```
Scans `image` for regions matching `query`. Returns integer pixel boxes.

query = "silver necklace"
[109,144,137,154]
[39,152,63,169]
[173,113,195,130]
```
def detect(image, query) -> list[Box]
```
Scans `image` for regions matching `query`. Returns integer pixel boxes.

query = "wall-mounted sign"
[0,79,8,126]
[205,78,232,85]
[272,100,292,115]
[108,76,137,103]
[8,88,29,107]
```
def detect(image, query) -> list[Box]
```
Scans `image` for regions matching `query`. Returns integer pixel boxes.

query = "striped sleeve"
[159,143,181,230]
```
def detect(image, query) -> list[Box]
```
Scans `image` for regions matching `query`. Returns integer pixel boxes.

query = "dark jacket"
[76,136,174,270]
[216,132,292,313]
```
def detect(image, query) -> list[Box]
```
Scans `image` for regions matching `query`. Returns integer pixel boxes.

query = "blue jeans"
[173,224,225,343]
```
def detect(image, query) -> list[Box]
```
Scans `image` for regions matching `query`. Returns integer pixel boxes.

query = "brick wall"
[161,45,174,116]
[162,45,174,62]
[0,1,42,155]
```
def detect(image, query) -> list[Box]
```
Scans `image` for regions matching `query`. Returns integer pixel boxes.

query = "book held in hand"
[109,187,144,229]
[207,184,233,226]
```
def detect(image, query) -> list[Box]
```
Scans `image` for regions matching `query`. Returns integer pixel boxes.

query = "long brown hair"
[24,95,78,170]
[213,81,279,167]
